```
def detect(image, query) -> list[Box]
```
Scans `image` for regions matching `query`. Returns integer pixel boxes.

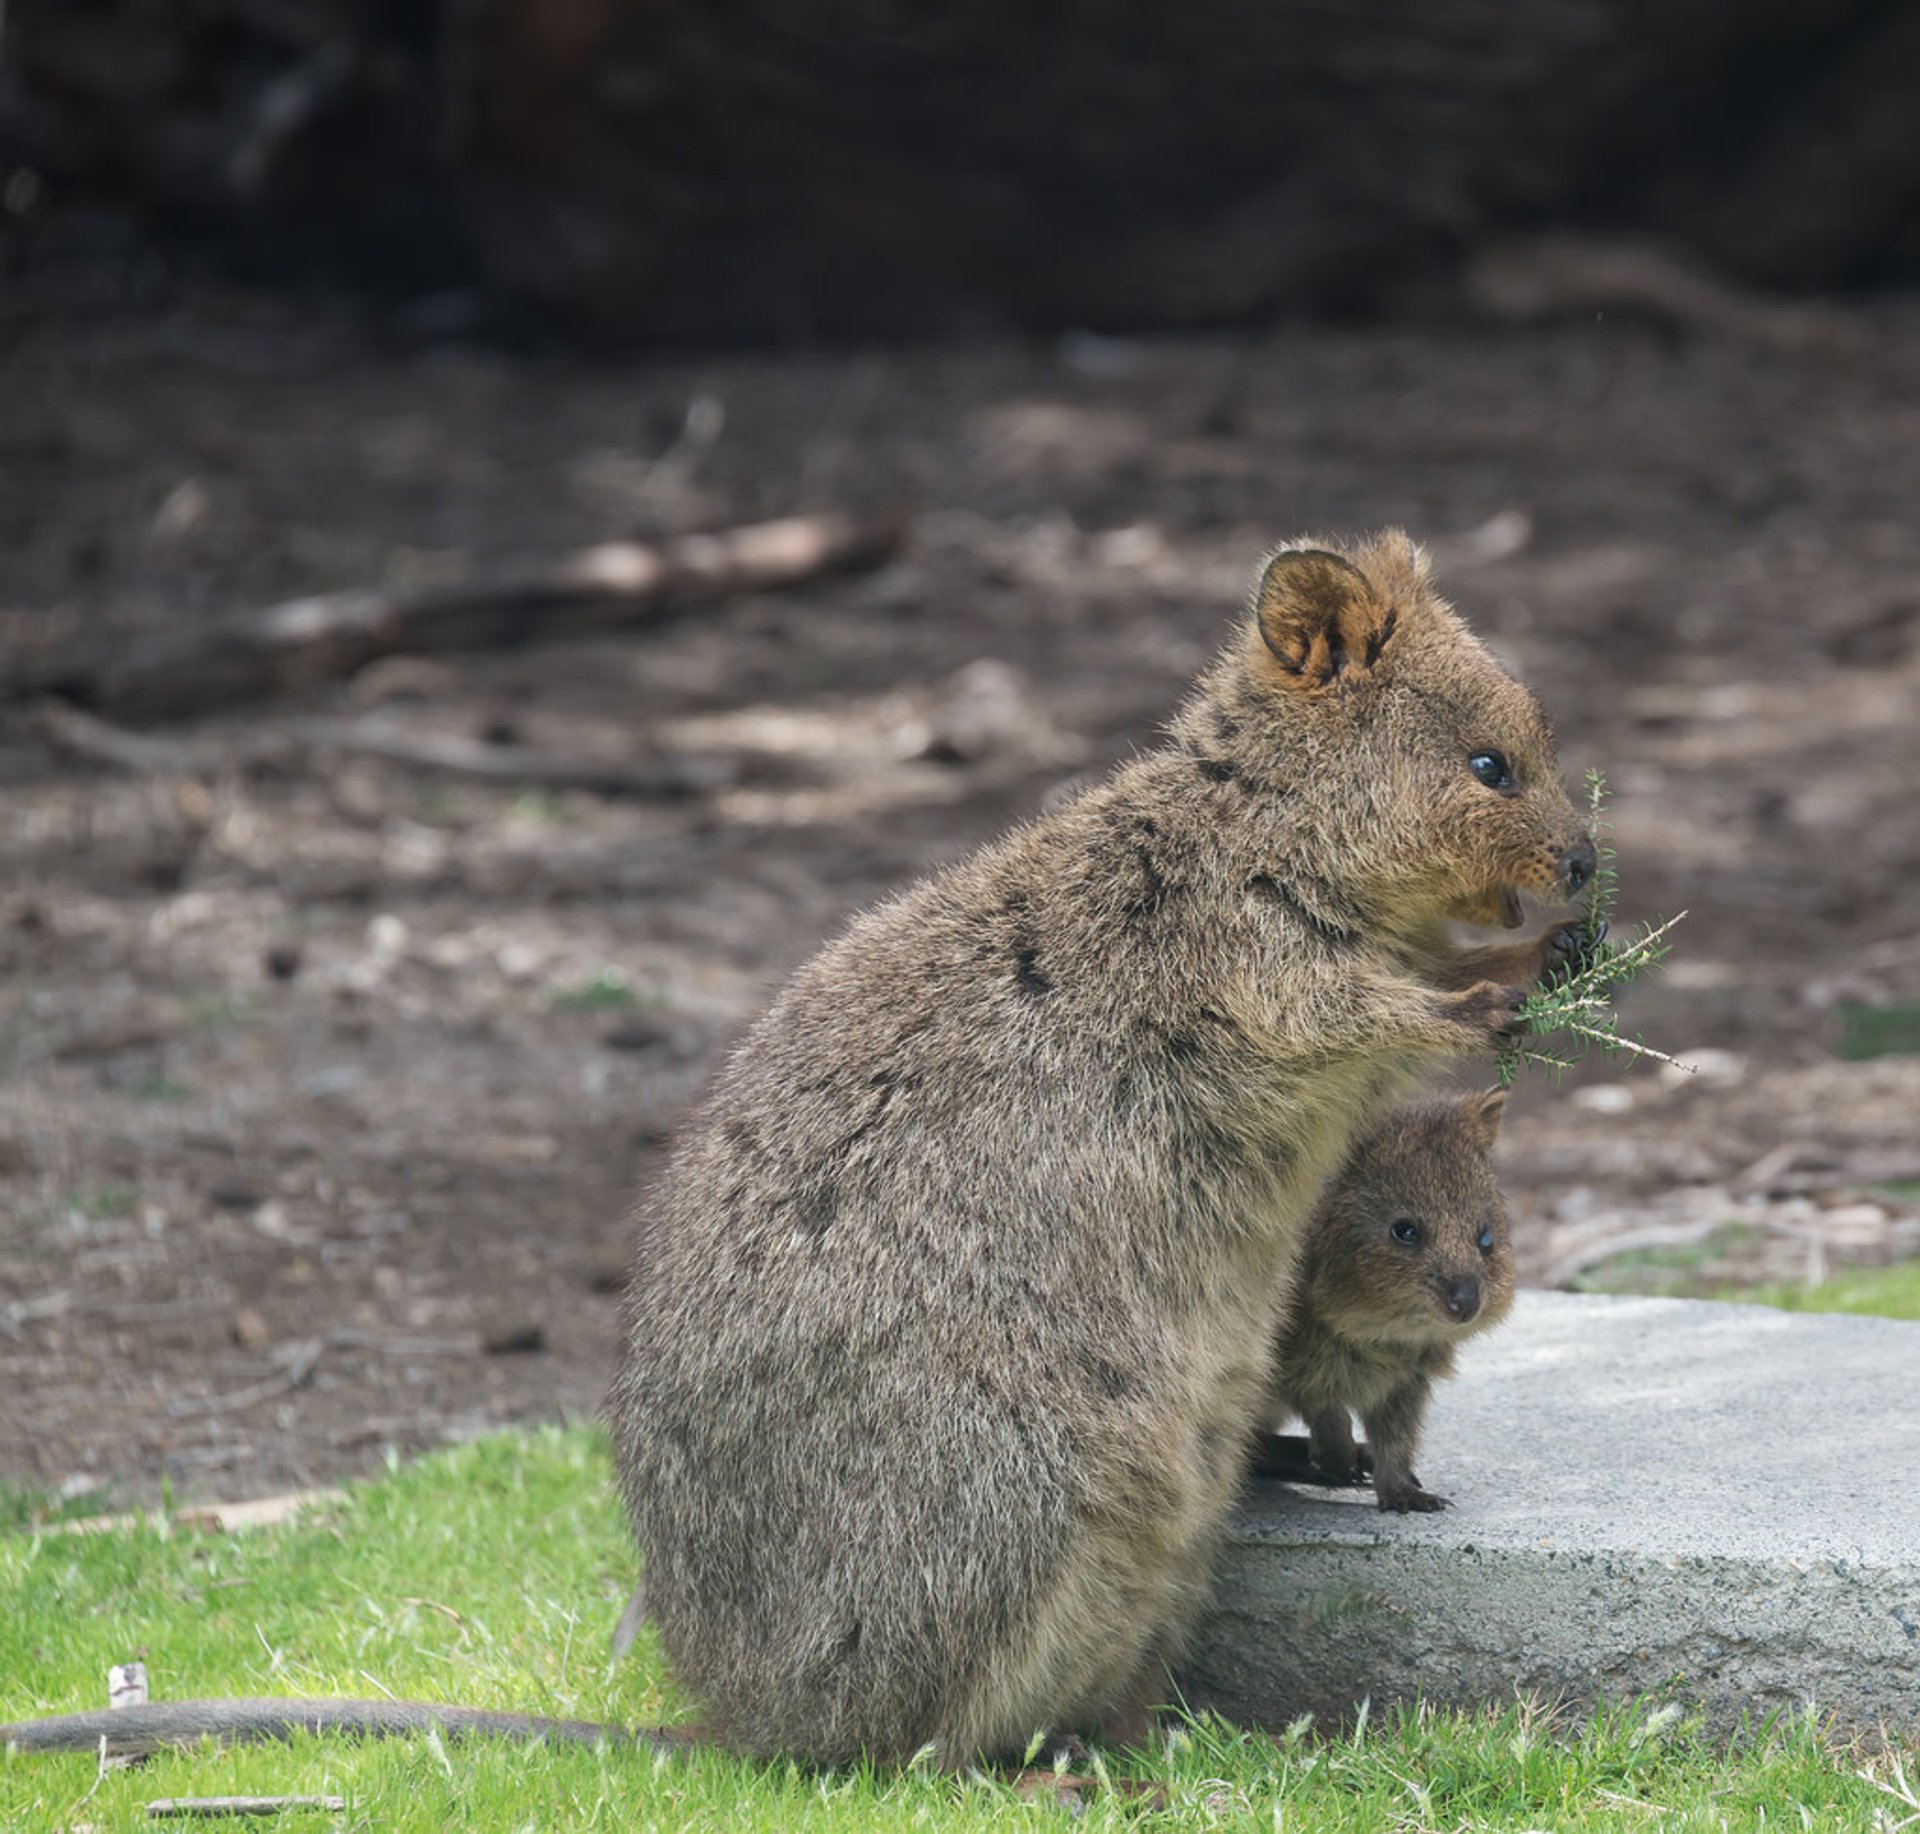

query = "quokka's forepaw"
[1542,917,1608,984]
[1450,980,1530,1043]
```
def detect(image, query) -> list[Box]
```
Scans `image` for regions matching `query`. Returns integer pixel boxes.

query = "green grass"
[507,790,575,828]
[3,1429,1910,1831]
[69,1185,139,1221]
[1836,1001,1920,1061]
[1561,1179,1920,1320]
[1728,1259,1920,1321]
[183,992,254,1031]
[549,970,646,1014]
[1570,1224,1757,1299]
[121,1073,192,1103]
[0,1483,118,1537]
[1567,1210,1920,1320]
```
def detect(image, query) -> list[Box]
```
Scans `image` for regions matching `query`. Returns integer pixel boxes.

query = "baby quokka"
[1262,1089,1515,1512]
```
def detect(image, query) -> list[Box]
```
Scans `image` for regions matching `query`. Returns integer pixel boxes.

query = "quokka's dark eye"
[1477,1227,1497,1254]
[1389,1218,1422,1246]
[1468,751,1513,791]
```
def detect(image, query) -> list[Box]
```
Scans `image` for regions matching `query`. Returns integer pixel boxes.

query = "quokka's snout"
[1561,837,1597,897]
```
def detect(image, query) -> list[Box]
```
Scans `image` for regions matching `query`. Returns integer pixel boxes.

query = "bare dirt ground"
[4,285,1919,1510]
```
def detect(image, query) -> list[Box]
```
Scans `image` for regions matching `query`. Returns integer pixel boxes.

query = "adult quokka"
[610,532,1595,1765]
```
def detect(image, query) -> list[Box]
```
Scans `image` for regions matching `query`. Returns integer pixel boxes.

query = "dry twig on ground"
[6,510,905,721]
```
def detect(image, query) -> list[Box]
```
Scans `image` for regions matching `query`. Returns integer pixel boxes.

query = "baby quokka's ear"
[1462,1086,1508,1145]
[1253,548,1402,694]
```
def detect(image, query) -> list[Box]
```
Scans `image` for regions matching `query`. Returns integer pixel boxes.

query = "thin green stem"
[1496,774,1689,1082]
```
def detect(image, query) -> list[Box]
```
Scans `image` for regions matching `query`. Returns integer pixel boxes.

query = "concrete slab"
[1181,1292,1920,1736]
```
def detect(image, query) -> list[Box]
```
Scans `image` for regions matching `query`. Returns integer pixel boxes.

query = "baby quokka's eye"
[1476,1226,1497,1255]
[1468,750,1513,791]
[1389,1217,1422,1246]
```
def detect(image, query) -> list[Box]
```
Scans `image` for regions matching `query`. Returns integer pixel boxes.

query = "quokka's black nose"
[1444,1276,1482,1323]
[1564,839,1598,895]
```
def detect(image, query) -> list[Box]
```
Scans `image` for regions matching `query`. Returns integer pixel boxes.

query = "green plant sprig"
[1498,771,1691,1084]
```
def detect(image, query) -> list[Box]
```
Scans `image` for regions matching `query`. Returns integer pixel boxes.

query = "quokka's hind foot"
[1005,1764,1170,1811]
[1375,1478,1451,1514]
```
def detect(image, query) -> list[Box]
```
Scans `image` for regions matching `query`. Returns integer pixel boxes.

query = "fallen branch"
[166,1339,326,1420]
[50,1489,348,1538]
[1544,1219,1731,1289]
[289,718,752,796]
[148,1796,347,1818]
[226,41,360,198]
[6,510,905,722]
[1856,1752,1920,1831]
[27,700,201,773]
[26,700,790,799]
[2,1697,665,1758]
[1465,235,1863,355]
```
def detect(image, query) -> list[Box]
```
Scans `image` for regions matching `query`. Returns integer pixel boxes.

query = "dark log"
[4,0,1918,336]
[443,0,1913,333]
[1650,0,1920,288]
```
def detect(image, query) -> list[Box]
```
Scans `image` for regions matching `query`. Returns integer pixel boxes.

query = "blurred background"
[7,0,1920,335]
[2,0,1918,1511]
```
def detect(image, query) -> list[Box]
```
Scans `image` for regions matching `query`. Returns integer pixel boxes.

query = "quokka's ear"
[1253,548,1401,693]
[1465,1086,1509,1143]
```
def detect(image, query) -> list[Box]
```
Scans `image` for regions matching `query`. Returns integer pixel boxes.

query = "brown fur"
[1264,1089,1515,1513]
[608,531,1592,1765]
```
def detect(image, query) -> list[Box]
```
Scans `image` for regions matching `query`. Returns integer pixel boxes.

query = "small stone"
[263,942,304,982]
[481,1319,547,1356]
[300,1064,365,1099]
[496,942,542,981]
[585,1249,629,1294]
[151,478,211,542]
[1571,1083,1635,1114]
[1462,507,1533,561]
[366,913,409,960]
[908,659,1046,765]
[231,1307,272,1351]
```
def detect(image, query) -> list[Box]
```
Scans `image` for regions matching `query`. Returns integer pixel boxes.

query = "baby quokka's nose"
[1443,1275,1482,1324]
[1563,839,1598,896]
